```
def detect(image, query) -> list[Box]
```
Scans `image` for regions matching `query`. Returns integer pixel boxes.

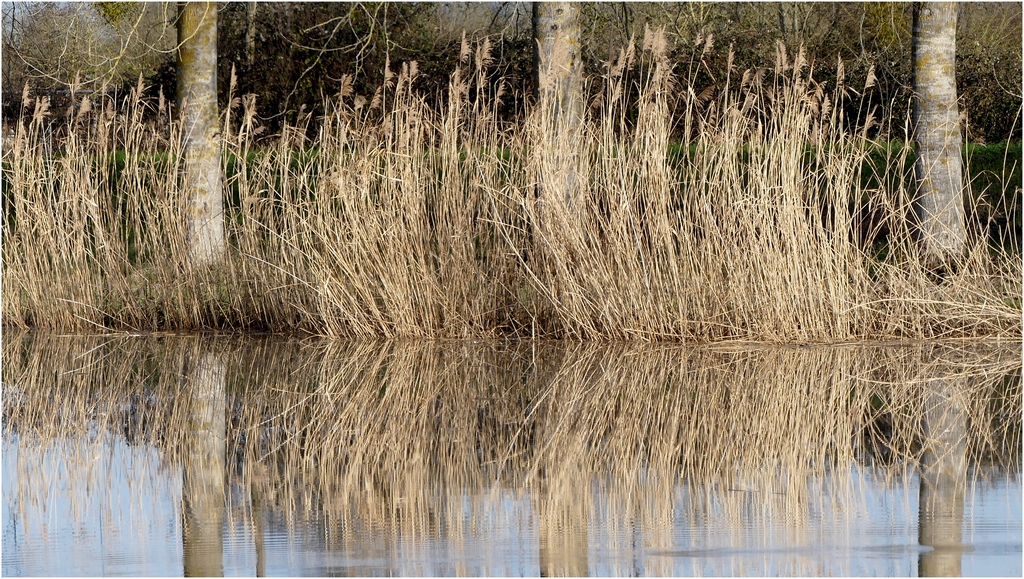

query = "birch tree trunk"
[912,2,965,269]
[177,2,224,267]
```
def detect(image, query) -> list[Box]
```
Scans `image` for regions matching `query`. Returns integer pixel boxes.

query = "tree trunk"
[533,2,583,128]
[912,2,965,268]
[532,2,583,211]
[245,2,257,70]
[177,2,224,267]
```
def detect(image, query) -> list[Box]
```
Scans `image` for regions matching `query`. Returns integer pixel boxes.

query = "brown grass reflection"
[3,332,1020,571]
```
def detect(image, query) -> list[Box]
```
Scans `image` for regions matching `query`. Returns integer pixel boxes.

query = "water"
[2,333,1021,577]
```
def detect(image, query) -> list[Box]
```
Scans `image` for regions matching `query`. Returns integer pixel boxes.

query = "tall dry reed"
[2,36,1020,340]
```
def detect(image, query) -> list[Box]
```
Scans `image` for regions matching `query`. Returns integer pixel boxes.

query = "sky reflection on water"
[2,334,1021,577]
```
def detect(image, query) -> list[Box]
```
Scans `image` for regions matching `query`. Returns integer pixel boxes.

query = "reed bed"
[2,38,1020,341]
[3,332,1020,546]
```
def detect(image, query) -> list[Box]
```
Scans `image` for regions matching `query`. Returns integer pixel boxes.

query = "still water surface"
[2,334,1021,576]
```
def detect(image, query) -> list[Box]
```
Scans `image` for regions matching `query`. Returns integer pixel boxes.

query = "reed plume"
[2,35,1019,340]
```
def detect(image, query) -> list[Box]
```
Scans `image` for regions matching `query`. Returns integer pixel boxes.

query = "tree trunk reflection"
[182,352,227,577]
[917,375,967,577]
[252,484,266,577]
[538,484,589,577]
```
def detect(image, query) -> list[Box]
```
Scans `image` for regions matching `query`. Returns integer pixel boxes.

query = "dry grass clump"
[3,332,1020,542]
[2,35,1020,340]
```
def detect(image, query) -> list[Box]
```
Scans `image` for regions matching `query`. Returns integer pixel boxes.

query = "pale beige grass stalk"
[2,36,1019,340]
[4,333,1019,543]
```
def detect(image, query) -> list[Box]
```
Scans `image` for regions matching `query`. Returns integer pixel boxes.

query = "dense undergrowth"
[2,39,1021,341]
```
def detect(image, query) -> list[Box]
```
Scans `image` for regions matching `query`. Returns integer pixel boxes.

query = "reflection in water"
[1,334,1021,576]
[182,352,227,577]
[538,479,590,577]
[251,483,267,577]
[918,373,967,577]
